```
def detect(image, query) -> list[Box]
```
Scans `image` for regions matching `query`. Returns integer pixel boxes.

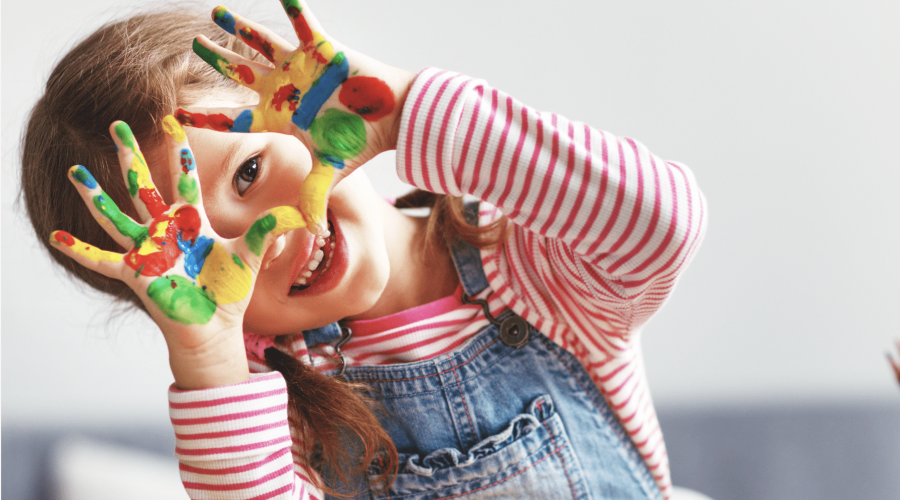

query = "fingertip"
[69,165,98,189]
[212,5,237,35]
[162,115,187,143]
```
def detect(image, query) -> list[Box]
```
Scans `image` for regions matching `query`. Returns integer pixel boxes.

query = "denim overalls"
[302,216,663,500]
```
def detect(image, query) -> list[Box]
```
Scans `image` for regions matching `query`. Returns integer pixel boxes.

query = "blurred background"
[3,0,899,499]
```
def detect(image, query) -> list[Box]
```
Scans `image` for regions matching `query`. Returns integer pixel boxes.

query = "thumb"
[298,159,339,236]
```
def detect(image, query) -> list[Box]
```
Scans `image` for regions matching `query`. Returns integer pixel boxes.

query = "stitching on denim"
[430,446,561,500]
[352,338,499,384]
[536,335,660,499]
[450,355,477,440]
[537,401,578,500]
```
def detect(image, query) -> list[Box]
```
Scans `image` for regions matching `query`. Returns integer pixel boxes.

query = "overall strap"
[448,201,491,298]
[302,322,343,347]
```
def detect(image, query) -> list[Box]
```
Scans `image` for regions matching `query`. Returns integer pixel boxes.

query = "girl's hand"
[50,117,306,389]
[176,0,415,234]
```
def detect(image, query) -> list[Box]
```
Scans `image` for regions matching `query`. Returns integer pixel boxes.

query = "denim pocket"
[369,395,590,500]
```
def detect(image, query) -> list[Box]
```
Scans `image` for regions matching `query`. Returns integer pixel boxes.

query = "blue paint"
[230,109,255,133]
[180,149,196,171]
[291,52,349,130]
[318,152,346,169]
[71,165,98,188]
[178,234,214,279]
[213,8,237,35]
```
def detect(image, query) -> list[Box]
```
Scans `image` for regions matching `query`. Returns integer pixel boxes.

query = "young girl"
[21,1,707,499]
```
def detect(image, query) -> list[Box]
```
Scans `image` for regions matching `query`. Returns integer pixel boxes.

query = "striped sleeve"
[169,372,322,500]
[396,67,708,499]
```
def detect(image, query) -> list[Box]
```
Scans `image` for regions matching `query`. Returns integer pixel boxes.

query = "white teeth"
[292,228,335,288]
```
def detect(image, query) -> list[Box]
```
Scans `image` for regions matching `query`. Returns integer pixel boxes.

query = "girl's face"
[152,125,392,336]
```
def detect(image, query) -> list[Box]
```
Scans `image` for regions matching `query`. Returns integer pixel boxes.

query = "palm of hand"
[175,0,396,230]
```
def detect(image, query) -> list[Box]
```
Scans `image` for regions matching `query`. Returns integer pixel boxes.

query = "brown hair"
[20,7,505,496]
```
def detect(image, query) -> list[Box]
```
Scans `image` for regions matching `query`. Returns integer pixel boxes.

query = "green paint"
[114,122,137,151]
[245,213,276,256]
[93,191,148,246]
[178,173,200,205]
[309,108,367,160]
[147,275,216,325]
[193,38,232,78]
[231,253,245,270]
[127,169,139,197]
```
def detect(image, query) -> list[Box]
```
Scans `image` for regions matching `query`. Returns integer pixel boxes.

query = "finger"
[193,36,272,91]
[280,0,329,53]
[175,105,259,133]
[243,206,308,258]
[212,5,294,64]
[68,165,149,252]
[111,121,170,221]
[161,116,202,206]
[49,230,124,279]
[298,158,335,236]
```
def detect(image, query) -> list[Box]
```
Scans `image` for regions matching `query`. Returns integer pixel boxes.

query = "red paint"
[338,76,396,121]
[175,109,235,132]
[230,64,256,84]
[138,187,170,218]
[172,206,202,244]
[124,213,181,276]
[54,231,75,246]
[239,27,275,62]
[286,6,314,46]
[272,84,300,112]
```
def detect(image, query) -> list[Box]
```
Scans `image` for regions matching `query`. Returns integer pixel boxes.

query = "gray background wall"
[3,0,899,496]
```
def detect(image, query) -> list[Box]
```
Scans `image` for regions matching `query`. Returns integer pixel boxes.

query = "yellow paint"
[298,160,334,230]
[51,231,123,263]
[162,115,186,143]
[150,219,169,239]
[270,205,307,235]
[129,151,157,194]
[254,46,335,133]
[134,237,163,256]
[197,242,253,304]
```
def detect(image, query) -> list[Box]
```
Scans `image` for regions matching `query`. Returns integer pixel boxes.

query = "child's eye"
[234,156,260,196]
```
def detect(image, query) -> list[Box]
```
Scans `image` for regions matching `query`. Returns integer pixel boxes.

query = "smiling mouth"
[290,219,336,292]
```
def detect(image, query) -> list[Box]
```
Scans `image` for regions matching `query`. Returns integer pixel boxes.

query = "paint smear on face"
[197,242,252,304]
[176,109,235,132]
[114,122,170,217]
[147,275,216,325]
[244,206,306,256]
[162,115,187,142]
[50,230,123,263]
[338,76,395,121]
[309,108,367,161]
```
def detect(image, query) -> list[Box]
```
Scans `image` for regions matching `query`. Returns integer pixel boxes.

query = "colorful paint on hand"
[245,206,307,256]
[175,108,235,132]
[339,76,396,121]
[50,230,123,263]
[178,149,200,204]
[115,122,170,217]
[162,115,187,142]
[193,38,256,85]
[196,242,252,304]
[147,275,216,325]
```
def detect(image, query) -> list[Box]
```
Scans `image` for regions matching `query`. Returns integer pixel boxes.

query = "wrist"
[168,330,251,390]
[385,68,417,152]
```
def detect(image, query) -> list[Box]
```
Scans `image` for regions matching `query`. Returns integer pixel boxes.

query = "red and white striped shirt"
[170,68,707,500]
